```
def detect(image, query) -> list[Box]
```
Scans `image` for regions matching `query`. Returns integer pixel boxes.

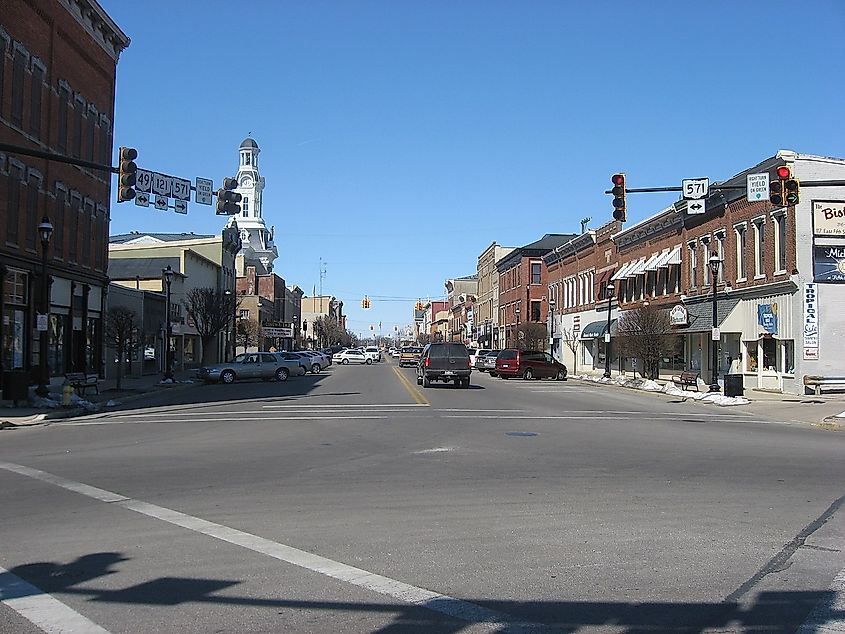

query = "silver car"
[198,352,295,384]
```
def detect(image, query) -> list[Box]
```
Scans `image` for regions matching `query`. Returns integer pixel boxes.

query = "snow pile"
[576,374,750,407]
[159,378,175,385]
[105,400,120,407]
[31,395,60,409]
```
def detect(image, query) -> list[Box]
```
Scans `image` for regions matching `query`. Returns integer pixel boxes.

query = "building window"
[0,33,7,111]
[10,45,26,127]
[242,196,249,213]
[6,164,23,244]
[99,115,111,165]
[53,185,66,260]
[715,232,725,284]
[688,242,697,288]
[57,84,70,154]
[701,238,711,286]
[86,106,97,161]
[68,193,80,262]
[30,60,44,137]
[754,219,765,277]
[25,173,40,251]
[531,301,541,322]
[774,214,787,273]
[735,225,747,281]
[72,95,84,158]
[531,261,541,284]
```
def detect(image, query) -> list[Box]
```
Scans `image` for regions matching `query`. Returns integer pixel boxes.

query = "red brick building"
[1,0,128,387]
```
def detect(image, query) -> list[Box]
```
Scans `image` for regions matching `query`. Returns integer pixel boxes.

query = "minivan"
[494,349,567,380]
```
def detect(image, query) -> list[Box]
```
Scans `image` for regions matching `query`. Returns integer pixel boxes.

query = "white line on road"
[0,564,112,633]
[54,416,405,426]
[263,403,429,409]
[0,462,548,633]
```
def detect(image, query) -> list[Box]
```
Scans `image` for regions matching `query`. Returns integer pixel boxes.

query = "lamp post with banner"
[708,253,723,392]
[548,298,556,359]
[603,283,615,379]
[35,217,53,397]
[163,266,174,381]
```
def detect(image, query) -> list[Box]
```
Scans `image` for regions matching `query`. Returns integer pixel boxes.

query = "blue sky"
[101,0,845,336]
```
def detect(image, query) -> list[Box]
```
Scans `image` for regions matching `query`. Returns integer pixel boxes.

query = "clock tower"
[225,137,278,275]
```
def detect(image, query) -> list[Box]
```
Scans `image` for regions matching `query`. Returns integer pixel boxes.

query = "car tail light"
[425,357,430,367]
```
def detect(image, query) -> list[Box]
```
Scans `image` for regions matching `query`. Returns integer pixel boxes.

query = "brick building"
[475,241,515,348]
[444,275,477,343]
[497,233,576,349]
[1,0,128,389]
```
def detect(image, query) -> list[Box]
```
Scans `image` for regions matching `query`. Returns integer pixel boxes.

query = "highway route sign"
[174,199,188,214]
[136,169,152,193]
[682,178,709,200]
[687,199,707,215]
[151,173,172,197]
[154,195,168,210]
[172,177,191,201]
[746,173,769,202]
[135,191,150,207]
[195,178,213,205]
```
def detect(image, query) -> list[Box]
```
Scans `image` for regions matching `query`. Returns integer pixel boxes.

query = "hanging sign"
[813,201,845,237]
[669,304,689,326]
[757,303,778,334]
[803,284,819,360]
[813,245,845,283]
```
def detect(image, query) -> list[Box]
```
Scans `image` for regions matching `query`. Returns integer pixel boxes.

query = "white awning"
[611,260,636,281]
[625,258,648,278]
[643,252,664,271]
[664,246,682,266]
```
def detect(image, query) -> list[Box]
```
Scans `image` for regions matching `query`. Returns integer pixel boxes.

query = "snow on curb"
[575,374,749,406]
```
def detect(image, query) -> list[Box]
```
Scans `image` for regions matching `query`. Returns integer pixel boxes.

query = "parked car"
[305,349,331,369]
[416,342,472,388]
[495,349,567,380]
[287,351,321,374]
[271,352,309,376]
[295,350,327,373]
[469,348,491,368]
[475,350,500,373]
[198,352,293,384]
[398,346,423,367]
[333,349,371,365]
[390,348,401,358]
[364,346,382,363]
[273,351,311,374]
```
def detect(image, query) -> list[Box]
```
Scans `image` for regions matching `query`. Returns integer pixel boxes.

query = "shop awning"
[643,251,666,271]
[596,268,615,288]
[662,246,682,267]
[674,298,741,333]
[610,261,635,281]
[625,258,648,278]
[580,318,617,339]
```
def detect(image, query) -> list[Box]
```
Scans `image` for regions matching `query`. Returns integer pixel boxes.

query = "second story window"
[754,219,765,278]
[735,224,747,281]
[715,232,725,284]
[701,238,711,286]
[10,45,26,128]
[774,214,787,273]
[531,261,541,284]
[688,242,697,288]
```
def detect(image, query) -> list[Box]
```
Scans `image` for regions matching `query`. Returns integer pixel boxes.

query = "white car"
[364,347,381,362]
[333,349,371,365]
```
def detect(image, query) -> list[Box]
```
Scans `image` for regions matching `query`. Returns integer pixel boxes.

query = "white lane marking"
[54,416,403,427]
[412,447,455,454]
[101,408,424,419]
[441,415,785,424]
[263,403,429,409]
[796,565,845,633]
[0,462,548,633]
[0,564,112,633]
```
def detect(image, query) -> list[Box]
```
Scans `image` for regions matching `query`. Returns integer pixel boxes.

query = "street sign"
[135,191,150,207]
[711,327,720,341]
[682,178,709,200]
[171,177,191,201]
[151,172,172,197]
[136,169,152,193]
[687,199,707,215]
[154,195,168,210]
[195,177,213,205]
[746,172,769,202]
[36,313,48,332]
[174,199,188,214]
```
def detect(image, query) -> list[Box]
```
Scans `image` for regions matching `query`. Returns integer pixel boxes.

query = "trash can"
[724,373,744,397]
[3,370,31,406]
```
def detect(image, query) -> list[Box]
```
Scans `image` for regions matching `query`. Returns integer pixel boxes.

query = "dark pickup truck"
[416,342,472,388]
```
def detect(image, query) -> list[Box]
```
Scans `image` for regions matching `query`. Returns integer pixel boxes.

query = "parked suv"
[495,349,567,381]
[416,342,472,388]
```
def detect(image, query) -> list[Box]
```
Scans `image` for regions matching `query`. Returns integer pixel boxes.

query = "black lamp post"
[291,314,298,351]
[603,282,615,379]
[708,253,723,392]
[548,298,556,358]
[302,319,308,349]
[514,306,520,348]
[35,216,53,397]
[224,289,233,359]
[163,265,174,381]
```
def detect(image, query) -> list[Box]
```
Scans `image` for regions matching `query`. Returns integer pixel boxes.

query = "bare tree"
[559,326,580,365]
[236,318,262,351]
[516,322,547,351]
[615,304,680,379]
[183,288,239,365]
[104,306,139,389]
[313,316,347,348]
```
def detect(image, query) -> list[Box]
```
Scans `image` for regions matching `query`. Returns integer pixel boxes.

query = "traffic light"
[216,177,242,215]
[611,173,626,222]
[362,296,371,309]
[769,178,784,206]
[771,165,799,206]
[415,299,424,311]
[784,173,800,205]
[117,147,137,202]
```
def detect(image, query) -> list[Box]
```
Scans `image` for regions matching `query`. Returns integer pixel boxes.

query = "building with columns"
[226,137,278,275]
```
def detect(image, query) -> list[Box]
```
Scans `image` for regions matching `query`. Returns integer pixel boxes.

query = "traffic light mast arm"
[0,140,117,174]
[605,180,845,195]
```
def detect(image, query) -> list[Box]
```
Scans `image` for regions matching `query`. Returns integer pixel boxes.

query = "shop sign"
[813,201,845,236]
[814,245,845,283]
[263,327,293,338]
[669,304,688,326]
[803,283,819,360]
[757,303,778,334]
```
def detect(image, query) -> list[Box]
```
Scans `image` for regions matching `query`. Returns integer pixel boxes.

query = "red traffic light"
[776,166,791,180]
[611,174,625,186]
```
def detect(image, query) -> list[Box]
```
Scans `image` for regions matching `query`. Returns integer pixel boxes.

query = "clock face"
[241,177,253,188]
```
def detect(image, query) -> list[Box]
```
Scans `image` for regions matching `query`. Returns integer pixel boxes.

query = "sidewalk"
[574,370,845,428]
[0,370,200,429]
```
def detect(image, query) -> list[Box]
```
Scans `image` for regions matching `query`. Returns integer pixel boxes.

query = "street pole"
[708,254,722,392]
[224,289,233,359]
[548,299,556,360]
[603,283,615,379]
[163,266,174,381]
[35,217,53,397]
[514,306,520,349]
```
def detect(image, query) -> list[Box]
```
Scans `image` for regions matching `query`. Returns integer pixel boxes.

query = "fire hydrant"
[62,379,75,407]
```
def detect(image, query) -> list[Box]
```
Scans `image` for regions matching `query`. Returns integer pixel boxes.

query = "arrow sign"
[174,199,188,214]
[154,195,168,210]
[687,200,706,215]
[135,192,150,207]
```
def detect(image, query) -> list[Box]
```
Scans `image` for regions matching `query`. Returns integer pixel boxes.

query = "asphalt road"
[1,358,844,633]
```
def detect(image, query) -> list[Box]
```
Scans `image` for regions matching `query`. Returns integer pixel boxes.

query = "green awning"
[580,319,617,339]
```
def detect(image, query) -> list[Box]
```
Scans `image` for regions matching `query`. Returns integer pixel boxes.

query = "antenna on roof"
[580,217,591,233]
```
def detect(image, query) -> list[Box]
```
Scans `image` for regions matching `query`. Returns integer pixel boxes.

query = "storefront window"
[184,337,197,364]
[722,333,741,375]
[745,342,758,372]
[85,318,99,374]
[48,314,65,376]
[761,337,776,371]
[2,308,27,370]
[782,340,794,375]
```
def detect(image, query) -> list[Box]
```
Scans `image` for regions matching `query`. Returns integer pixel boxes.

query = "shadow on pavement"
[3,552,840,633]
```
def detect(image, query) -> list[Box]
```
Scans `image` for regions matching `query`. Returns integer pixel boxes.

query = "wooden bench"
[672,370,700,391]
[65,372,99,396]
[803,375,845,396]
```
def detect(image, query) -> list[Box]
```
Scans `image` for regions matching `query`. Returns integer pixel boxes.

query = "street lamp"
[291,314,298,351]
[35,216,53,397]
[224,289,233,359]
[708,253,723,392]
[302,319,308,348]
[548,298,556,359]
[603,283,615,379]
[514,306,520,348]
[163,265,174,381]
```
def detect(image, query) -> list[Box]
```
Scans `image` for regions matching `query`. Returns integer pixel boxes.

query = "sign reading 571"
[682,178,709,200]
